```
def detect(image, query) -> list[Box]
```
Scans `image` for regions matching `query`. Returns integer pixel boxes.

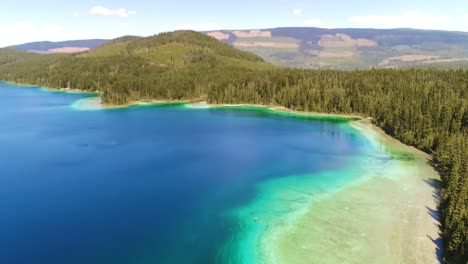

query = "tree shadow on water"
[426,205,441,223]
[423,178,443,263]
[423,178,441,200]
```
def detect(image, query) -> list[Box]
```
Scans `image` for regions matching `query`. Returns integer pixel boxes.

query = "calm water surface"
[0,82,383,263]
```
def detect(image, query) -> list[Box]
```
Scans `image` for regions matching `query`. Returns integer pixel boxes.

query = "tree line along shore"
[0,31,466,263]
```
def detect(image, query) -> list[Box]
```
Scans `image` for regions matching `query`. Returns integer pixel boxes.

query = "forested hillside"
[0,31,272,104]
[0,31,466,263]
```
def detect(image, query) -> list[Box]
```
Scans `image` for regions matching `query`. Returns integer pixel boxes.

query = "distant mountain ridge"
[206,27,468,69]
[10,39,108,53]
[10,27,468,69]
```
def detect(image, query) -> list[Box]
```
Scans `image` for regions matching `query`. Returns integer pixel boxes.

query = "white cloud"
[73,12,80,17]
[172,23,221,31]
[120,23,129,29]
[349,12,451,30]
[89,6,136,18]
[304,18,321,26]
[292,9,302,16]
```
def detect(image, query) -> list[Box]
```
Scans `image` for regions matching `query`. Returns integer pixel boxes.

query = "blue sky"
[1,0,467,47]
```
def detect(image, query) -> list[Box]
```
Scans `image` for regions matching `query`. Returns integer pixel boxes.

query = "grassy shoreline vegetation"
[0,30,467,263]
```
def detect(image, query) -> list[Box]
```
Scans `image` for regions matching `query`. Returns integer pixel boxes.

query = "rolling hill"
[0,31,273,104]
[206,27,468,69]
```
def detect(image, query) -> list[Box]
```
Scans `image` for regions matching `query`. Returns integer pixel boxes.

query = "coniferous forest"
[0,31,466,263]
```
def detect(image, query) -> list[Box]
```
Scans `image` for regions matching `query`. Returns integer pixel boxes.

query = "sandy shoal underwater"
[223,120,441,264]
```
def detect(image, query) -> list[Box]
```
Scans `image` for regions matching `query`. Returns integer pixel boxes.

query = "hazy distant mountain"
[10,27,468,68]
[10,39,108,54]
[206,27,468,69]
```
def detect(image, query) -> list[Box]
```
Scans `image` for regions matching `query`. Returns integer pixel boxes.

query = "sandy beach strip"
[186,101,362,121]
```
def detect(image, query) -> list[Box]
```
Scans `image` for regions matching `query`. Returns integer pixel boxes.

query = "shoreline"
[186,101,363,121]
[1,81,362,120]
[70,96,194,110]
[70,95,362,122]
[1,81,100,95]
[106,98,195,109]
[349,118,433,161]
[254,118,441,264]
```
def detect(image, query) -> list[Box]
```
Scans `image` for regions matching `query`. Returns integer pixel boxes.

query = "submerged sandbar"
[258,120,441,264]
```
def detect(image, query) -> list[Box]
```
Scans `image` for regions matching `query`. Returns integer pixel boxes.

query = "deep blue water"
[0,83,377,263]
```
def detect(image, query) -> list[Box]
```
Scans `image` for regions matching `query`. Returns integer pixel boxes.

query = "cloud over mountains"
[90,6,136,18]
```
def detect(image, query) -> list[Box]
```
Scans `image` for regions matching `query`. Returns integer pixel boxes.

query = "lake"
[0,82,436,264]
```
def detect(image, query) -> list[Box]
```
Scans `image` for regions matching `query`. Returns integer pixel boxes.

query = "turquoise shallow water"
[0,82,391,264]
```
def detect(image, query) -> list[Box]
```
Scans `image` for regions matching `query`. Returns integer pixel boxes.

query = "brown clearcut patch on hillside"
[233,41,298,48]
[379,55,440,66]
[232,30,272,38]
[318,34,378,48]
[48,47,90,53]
[207,32,230,40]
[422,57,468,63]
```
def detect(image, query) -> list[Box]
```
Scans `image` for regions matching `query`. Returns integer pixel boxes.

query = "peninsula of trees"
[0,31,466,263]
